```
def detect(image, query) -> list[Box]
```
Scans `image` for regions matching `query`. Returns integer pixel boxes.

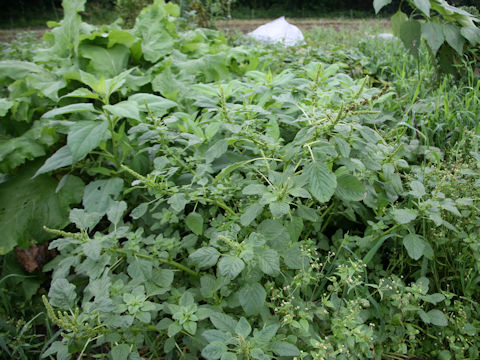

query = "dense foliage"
[376,0,480,74]
[1,0,480,359]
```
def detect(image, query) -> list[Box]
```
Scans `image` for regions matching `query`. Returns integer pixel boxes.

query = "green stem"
[112,249,199,277]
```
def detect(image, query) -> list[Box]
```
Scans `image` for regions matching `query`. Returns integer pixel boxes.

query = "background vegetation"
[1,0,480,359]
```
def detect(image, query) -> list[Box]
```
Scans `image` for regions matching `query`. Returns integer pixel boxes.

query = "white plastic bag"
[248,16,304,46]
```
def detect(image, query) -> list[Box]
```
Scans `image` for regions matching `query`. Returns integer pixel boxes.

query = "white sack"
[248,16,304,46]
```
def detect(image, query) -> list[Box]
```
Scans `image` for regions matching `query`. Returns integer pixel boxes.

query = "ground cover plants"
[1,0,480,359]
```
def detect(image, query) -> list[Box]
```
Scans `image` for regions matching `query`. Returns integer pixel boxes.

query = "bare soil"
[0,18,390,43]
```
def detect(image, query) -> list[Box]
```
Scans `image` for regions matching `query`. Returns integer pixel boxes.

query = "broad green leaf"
[83,178,124,215]
[183,321,197,335]
[108,29,138,48]
[41,103,97,119]
[210,312,237,333]
[218,256,245,280]
[152,67,182,101]
[391,11,408,37]
[79,44,129,78]
[305,161,337,203]
[110,344,130,360]
[392,208,418,224]
[461,26,480,46]
[104,101,141,121]
[443,24,464,55]
[129,93,177,117]
[254,324,279,345]
[258,220,290,250]
[221,353,237,360]
[400,19,422,54]
[134,1,175,62]
[0,60,43,80]
[186,212,203,235]
[239,283,266,315]
[61,88,100,100]
[269,201,290,217]
[271,341,301,357]
[185,213,203,235]
[335,174,365,201]
[152,269,174,288]
[295,204,319,222]
[409,180,426,198]
[282,245,307,270]
[422,293,445,305]
[256,248,280,276]
[235,317,252,338]
[422,22,445,55]
[413,0,430,17]
[69,208,102,230]
[203,329,231,343]
[0,163,84,254]
[240,203,264,226]
[427,309,448,327]
[201,341,227,360]
[206,139,229,162]
[131,203,148,219]
[242,184,268,195]
[48,279,76,310]
[168,193,188,212]
[403,234,425,260]
[189,247,220,268]
[0,99,14,117]
[106,200,127,226]
[82,239,103,261]
[373,0,392,14]
[67,120,109,162]
[35,146,73,177]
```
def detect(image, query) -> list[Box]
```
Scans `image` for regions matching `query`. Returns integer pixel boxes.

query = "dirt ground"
[216,18,390,33]
[0,18,390,43]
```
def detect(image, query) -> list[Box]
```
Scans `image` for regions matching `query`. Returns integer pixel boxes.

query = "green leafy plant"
[375,0,480,73]
[0,1,480,359]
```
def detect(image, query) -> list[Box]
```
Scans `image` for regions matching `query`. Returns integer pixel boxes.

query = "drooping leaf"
[403,234,426,260]
[373,0,392,14]
[35,146,73,177]
[413,0,431,17]
[443,23,464,55]
[421,21,445,55]
[400,19,422,54]
[185,212,203,235]
[391,11,409,37]
[305,161,337,203]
